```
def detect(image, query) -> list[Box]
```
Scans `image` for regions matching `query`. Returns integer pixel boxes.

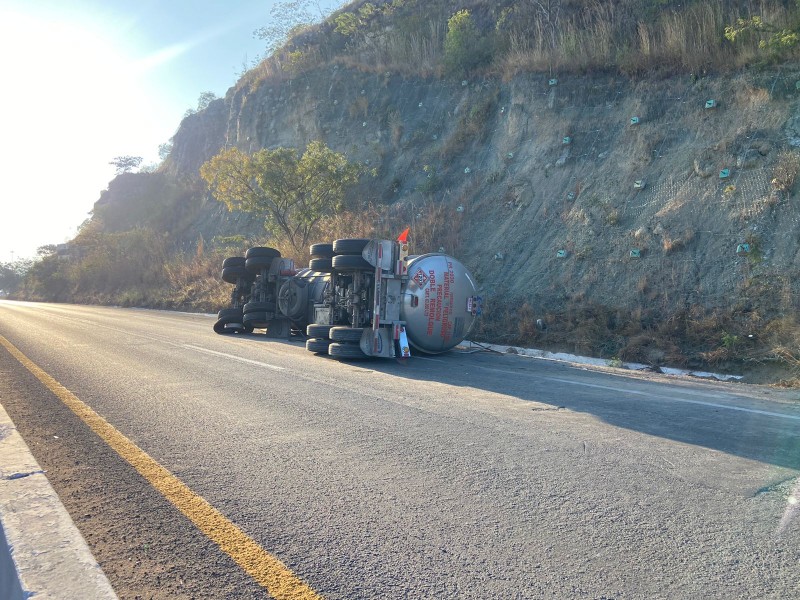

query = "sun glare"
[0,9,166,260]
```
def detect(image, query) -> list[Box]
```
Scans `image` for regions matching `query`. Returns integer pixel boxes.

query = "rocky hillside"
[55,0,800,377]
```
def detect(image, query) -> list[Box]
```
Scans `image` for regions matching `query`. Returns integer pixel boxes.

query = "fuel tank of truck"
[400,253,480,354]
[277,268,329,325]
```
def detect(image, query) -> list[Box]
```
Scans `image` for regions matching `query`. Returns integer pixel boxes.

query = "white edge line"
[183,345,285,371]
[545,376,800,422]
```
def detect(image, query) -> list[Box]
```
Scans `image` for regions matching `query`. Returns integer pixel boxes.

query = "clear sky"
[0,0,343,263]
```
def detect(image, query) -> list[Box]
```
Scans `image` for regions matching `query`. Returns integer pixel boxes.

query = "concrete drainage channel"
[0,403,117,599]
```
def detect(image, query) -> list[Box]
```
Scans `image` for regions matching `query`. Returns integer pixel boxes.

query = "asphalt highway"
[1,300,798,599]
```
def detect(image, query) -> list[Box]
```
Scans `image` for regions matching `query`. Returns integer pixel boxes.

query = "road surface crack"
[754,475,799,498]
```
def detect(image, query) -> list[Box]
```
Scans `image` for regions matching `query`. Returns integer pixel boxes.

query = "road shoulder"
[0,401,118,599]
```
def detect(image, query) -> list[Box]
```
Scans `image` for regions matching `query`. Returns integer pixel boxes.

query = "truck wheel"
[309,243,334,258]
[332,238,370,255]
[307,324,333,339]
[245,247,281,259]
[221,266,250,284]
[330,326,364,343]
[332,254,372,271]
[329,342,367,359]
[245,255,275,272]
[243,311,273,328]
[306,338,331,353]
[222,257,246,268]
[244,301,276,314]
[308,258,333,272]
[217,307,243,320]
[214,315,248,334]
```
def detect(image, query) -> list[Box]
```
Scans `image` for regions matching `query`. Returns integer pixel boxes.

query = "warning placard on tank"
[412,269,428,288]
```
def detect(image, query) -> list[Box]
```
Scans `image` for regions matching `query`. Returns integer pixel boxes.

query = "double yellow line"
[0,334,323,600]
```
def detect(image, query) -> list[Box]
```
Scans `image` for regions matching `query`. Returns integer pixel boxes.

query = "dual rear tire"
[328,342,367,359]
[304,324,367,359]
[308,240,370,272]
[245,247,281,273]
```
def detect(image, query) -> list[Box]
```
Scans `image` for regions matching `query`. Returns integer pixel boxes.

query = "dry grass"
[349,96,369,119]
[661,228,695,253]
[227,0,800,103]
[163,252,231,312]
[731,194,780,222]
[476,292,800,380]
[408,198,467,257]
[497,0,796,79]
[388,110,404,148]
[233,0,800,92]
[772,150,800,192]
[439,90,499,161]
[338,20,445,76]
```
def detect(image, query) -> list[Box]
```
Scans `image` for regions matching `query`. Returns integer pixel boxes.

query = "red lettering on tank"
[440,307,451,341]
[435,285,443,322]
[434,263,456,342]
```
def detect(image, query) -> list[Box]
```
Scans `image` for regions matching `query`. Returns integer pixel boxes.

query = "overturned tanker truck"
[213,231,482,359]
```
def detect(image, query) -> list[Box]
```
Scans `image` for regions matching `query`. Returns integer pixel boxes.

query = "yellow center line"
[0,334,324,600]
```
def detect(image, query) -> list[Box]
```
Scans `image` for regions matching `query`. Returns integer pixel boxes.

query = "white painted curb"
[461,341,743,381]
[0,402,117,599]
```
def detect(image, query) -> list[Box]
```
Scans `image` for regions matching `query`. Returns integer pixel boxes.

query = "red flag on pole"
[397,227,410,243]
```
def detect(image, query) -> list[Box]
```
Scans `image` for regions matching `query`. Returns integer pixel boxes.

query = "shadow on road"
[269,338,800,471]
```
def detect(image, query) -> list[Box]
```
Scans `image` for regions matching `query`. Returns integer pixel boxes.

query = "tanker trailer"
[214,233,482,360]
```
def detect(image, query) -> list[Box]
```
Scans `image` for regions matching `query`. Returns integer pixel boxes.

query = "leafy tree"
[0,260,31,294]
[334,12,361,37]
[183,91,220,118]
[255,0,315,54]
[158,141,173,161]
[200,141,362,253]
[197,91,218,111]
[109,155,143,174]
[725,14,800,59]
[443,10,490,76]
[334,3,377,37]
[0,263,15,293]
[20,254,69,300]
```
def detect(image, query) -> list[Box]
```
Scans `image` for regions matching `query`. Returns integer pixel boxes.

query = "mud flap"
[360,327,395,358]
[264,318,292,339]
[396,324,411,358]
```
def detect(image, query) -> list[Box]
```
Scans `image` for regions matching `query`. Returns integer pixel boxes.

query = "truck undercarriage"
[214,236,481,360]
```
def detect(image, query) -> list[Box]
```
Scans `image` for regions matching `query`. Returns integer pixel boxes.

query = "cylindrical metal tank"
[401,253,479,354]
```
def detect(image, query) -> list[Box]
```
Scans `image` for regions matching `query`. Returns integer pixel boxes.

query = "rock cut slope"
[83,0,800,376]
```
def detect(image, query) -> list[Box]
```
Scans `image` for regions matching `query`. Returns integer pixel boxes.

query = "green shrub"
[444,10,491,76]
[417,165,442,195]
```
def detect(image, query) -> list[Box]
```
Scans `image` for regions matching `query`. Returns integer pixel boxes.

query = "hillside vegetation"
[10,0,800,382]
[242,0,800,81]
